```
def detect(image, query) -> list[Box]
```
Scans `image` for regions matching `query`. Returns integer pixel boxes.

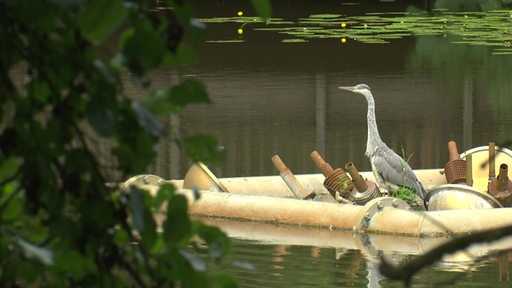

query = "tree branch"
[379,224,512,285]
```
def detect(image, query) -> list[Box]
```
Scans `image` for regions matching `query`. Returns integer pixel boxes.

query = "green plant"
[336,175,353,192]
[399,146,419,192]
[0,0,277,286]
[391,186,417,201]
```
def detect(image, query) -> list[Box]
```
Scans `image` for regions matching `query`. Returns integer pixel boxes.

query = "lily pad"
[198,9,512,53]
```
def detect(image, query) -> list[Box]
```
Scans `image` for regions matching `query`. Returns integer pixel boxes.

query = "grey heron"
[339,84,426,199]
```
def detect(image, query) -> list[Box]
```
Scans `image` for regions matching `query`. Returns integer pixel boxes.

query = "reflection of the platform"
[198,217,512,286]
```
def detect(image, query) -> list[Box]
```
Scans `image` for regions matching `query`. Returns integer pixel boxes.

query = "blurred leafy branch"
[0,0,269,286]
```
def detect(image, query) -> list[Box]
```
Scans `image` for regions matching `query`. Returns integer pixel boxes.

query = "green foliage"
[144,78,211,116]
[392,186,417,201]
[183,134,227,163]
[250,0,273,21]
[78,0,128,44]
[0,0,240,286]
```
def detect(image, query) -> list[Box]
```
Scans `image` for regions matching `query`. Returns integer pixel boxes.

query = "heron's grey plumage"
[339,84,426,199]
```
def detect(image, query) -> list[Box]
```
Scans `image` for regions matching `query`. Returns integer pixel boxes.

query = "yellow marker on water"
[237,11,243,16]
[340,38,347,43]
[237,28,244,35]
[341,23,347,28]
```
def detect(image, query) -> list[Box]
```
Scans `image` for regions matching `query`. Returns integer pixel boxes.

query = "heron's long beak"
[338,86,356,92]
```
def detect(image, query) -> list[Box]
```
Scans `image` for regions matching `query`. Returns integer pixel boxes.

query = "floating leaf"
[206,39,245,43]
[200,9,512,51]
[282,39,308,43]
[309,14,342,19]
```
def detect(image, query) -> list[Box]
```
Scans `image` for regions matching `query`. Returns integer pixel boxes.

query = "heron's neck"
[365,94,382,156]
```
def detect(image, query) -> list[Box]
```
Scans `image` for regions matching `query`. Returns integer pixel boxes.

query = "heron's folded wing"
[371,148,419,191]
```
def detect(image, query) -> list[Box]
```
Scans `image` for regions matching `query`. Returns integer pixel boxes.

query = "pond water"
[198,218,512,288]
[146,0,512,181]
[145,1,512,287]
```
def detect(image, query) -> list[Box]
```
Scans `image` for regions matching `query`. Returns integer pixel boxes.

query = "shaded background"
[138,0,512,181]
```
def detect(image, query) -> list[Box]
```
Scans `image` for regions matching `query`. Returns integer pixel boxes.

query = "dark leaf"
[123,20,168,72]
[250,0,272,20]
[94,60,117,83]
[163,194,191,245]
[54,249,96,280]
[18,239,54,265]
[169,78,210,106]
[86,102,116,137]
[1,183,23,221]
[130,186,146,234]
[141,202,157,250]
[113,130,156,173]
[196,222,230,260]
[183,134,226,163]
[78,0,128,44]
[211,274,238,288]
[154,183,176,208]
[0,157,20,181]
[131,101,165,137]
[144,78,210,116]
[42,118,65,157]
[164,43,197,66]
[179,248,207,272]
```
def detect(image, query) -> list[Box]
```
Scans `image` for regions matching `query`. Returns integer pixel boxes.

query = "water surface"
[144,1,512,180]
[199,218,512,288]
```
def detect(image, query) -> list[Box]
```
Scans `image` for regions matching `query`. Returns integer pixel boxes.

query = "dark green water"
[144,1,512,287]
[198,218,512,288]
[142,1,512,181]
[223,240,508,288]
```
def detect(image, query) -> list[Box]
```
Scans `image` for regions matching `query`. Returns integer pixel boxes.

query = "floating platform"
[122,145,512,237]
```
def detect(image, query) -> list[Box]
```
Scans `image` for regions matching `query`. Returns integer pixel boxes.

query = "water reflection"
[199,217,512,287]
